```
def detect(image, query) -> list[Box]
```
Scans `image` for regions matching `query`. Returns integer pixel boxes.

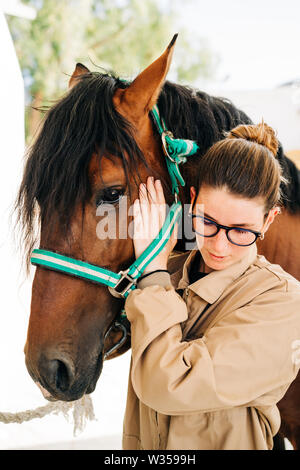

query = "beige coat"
[123,245,300,450]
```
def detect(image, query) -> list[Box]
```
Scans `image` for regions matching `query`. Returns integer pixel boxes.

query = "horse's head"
[19,36,178,401]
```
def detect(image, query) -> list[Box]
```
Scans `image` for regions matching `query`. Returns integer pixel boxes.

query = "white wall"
[211,86,300,152]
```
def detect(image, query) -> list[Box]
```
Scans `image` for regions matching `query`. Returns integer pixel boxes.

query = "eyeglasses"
[188,213,262,247]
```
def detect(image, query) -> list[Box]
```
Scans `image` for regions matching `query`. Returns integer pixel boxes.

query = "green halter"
[150,104,198,195]
[30,104,198,358]
[31,201,182,299]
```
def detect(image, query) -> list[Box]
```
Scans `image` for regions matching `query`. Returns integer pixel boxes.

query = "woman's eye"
[96,187,124,206]
[203,219,215,226]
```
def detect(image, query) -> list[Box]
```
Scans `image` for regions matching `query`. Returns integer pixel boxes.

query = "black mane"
[16,72,300,267]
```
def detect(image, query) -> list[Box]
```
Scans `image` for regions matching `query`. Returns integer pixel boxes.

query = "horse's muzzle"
[28,348,103,401]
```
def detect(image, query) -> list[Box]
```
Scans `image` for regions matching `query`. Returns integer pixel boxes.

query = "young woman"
[123,122,300,450]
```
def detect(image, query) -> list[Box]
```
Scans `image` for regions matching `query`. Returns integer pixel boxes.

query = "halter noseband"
[30,104,198,358]
[31,201,182,298]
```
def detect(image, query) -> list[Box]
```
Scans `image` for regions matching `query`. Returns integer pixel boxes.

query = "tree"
[7,0,218,142]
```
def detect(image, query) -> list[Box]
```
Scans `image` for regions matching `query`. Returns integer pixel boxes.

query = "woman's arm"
[127,177,300,415]
[126,283,300,415]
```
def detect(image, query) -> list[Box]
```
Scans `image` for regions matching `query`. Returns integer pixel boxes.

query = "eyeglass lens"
[195,217,257,246]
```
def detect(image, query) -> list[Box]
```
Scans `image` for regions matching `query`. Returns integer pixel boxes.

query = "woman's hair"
[196,122,288,212]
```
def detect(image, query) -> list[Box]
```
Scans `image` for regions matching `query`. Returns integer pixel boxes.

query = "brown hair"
[196,122,288,212]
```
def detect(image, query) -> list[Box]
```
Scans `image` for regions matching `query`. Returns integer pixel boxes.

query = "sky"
[173,0,300,90]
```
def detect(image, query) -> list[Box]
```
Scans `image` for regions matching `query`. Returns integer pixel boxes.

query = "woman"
[123,122,300,450]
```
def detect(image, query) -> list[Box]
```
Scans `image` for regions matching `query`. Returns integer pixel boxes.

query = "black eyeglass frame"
[188,212,262,247]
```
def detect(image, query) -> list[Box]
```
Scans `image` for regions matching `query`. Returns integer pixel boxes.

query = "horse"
[16,36,300,449]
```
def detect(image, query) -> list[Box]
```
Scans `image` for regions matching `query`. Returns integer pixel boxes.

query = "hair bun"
[227,122,279,157]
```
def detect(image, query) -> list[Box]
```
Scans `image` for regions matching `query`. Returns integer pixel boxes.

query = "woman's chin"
[203,251,232,271]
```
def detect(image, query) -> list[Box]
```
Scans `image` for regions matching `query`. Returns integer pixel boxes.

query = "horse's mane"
[15,72,300,267]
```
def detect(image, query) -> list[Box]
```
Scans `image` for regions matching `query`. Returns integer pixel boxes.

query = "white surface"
[1,0,36,19]
[175,0,300,90]
[208,87,300,152]
[1,351,131,450]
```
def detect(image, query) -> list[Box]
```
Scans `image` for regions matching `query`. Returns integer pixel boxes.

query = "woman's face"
[190,184,278,273]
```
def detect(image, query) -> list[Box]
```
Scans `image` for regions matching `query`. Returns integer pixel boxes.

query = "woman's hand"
[133,177,178,274]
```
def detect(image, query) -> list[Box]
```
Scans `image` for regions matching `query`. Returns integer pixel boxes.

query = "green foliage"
[6,0,218,140]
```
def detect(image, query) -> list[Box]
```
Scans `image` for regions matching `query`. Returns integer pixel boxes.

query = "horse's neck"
[257,209,300,281]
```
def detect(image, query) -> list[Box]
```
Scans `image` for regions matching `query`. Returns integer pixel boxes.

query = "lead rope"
[0,395,95,437]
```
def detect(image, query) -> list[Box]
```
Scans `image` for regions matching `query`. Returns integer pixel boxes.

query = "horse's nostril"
[55,359,72,392]
[39,355,74,394]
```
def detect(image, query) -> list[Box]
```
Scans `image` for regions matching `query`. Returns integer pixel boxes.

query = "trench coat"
[123,244,300,450]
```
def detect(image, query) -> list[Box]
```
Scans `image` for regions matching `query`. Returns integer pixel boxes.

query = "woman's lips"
[209,252,226,260]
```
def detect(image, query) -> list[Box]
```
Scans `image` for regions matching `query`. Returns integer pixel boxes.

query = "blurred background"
[0,0,299,450]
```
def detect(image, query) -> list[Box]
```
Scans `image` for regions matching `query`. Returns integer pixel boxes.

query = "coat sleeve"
[125,282,300,416]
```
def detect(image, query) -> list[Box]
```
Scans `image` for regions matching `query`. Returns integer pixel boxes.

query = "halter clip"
[108,269,137,298]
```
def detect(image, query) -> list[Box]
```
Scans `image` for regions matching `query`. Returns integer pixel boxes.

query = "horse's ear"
[114,34,178,121]
[68,63,90,89]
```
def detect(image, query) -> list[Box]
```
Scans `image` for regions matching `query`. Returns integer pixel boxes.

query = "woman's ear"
[190,186,197,211]
[261,206,281,236]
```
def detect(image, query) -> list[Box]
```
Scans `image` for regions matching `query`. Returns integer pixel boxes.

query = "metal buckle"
[161,131,176,162]
[108,269,137,298]
[103,320,129,359]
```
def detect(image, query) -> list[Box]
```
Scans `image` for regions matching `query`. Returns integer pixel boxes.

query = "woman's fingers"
[133,198,142,232]
[171,221,179,247]
[133,177,177,266]
[155,179,165,204]
[147,177,161,237]
[139,177,164,239]
[154,179,167,228]
[139,182,150,235]
[136,176,171,240]
[146,176,157,205]
[147,177,167,234]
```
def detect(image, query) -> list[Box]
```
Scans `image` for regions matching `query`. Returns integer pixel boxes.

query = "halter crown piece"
[150,104,198,195]
[30,104,198,358]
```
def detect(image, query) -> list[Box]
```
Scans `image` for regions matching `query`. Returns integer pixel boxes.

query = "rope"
[0,395,95,437]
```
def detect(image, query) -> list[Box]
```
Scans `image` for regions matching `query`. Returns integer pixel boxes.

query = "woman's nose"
[209,228,230,252]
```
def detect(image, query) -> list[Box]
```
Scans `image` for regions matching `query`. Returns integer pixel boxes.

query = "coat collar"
[177,244,258,304]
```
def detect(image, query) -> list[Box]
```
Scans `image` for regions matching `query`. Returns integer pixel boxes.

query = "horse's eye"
[96,187,124,206]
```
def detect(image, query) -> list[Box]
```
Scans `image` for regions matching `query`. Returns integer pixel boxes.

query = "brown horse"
[16,36,300,448]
